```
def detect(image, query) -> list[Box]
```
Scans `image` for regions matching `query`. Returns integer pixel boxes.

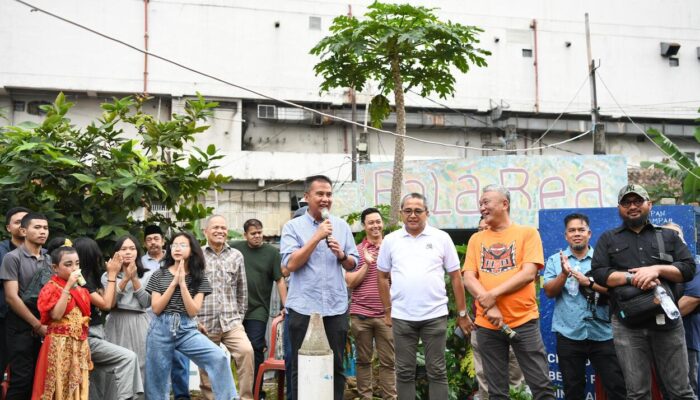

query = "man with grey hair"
[378,193,473,399]
[198,214,254,400]
[463,185,555,399]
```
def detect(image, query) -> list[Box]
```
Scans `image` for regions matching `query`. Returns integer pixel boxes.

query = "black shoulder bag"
[611,228,673,324]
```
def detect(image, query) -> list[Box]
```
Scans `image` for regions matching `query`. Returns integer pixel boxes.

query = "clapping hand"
[106,252,122,275]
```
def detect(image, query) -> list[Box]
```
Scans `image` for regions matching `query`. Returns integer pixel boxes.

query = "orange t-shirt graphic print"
[463,224,544,329]
[481,241,517,275]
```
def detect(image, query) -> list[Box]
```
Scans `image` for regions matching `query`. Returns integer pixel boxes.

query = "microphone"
[321,208,331,245]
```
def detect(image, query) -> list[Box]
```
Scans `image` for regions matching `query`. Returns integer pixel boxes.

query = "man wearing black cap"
[142,225,165,272]
[591,184,696,399]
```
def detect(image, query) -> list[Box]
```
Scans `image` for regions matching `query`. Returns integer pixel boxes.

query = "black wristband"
[338,253,348,262]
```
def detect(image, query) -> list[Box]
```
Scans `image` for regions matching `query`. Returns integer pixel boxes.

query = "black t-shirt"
[84,279,106,327]
[146,267,212,315]
[591,223,696,330]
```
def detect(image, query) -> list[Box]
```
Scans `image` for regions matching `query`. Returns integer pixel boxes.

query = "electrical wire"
[596,70,700,181]
[531,74,589,146]
[253,158,352,193]
[13,0,593,154]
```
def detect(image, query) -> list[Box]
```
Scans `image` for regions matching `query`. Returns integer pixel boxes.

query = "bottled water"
[501,324,519,342]
[655,286,680,320]
[565,262,580,296]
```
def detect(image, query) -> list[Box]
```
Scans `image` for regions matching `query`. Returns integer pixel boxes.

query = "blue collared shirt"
[281,211,359,316]
[141,254,162,272]
[543,246,612,341]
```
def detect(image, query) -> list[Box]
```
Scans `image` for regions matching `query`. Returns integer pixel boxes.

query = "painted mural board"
[334,155,628,228]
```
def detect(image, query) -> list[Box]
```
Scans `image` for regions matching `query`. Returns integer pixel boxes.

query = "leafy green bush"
[0,92,228,251]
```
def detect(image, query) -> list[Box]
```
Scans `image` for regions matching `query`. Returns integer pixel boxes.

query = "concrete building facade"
[2,0,699,234]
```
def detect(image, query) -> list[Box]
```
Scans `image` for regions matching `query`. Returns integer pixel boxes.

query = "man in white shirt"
[377,193,474,399]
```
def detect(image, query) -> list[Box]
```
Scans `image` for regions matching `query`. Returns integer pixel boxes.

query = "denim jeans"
[689,349,699,396]
[145,313,237,400]
[612,316,695,399]
[476,320,555,400]
[392,316,448,400]
[171,350,191,399]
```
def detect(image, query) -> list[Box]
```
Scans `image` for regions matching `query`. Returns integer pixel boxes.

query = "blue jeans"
[146,313,237,400]
[172,350,191,399]
[612,316,695,399]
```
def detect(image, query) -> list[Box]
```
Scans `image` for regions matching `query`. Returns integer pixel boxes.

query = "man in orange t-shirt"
[463,184,554,400]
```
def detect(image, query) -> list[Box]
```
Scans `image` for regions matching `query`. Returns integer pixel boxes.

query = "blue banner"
[538,205,696,399]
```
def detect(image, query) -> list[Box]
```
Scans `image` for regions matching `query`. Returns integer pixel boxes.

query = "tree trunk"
[389,55,405,227]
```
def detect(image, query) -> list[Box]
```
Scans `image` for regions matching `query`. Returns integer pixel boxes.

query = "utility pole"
[585,13,606,154]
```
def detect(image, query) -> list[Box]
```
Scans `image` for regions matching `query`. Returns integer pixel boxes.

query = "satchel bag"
[611,284,663,324]
[611,228,674,324]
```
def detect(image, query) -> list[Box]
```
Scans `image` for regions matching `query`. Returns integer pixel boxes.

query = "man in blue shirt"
[543,213,626,400]
[280,175,359,400]
[664,222,700,396]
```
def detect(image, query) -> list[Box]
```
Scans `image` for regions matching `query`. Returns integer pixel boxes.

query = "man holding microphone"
[280,175,359,400]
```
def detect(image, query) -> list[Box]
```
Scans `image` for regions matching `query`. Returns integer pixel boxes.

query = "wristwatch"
[625,272,634,285]
[458,310,467,318]
[588,277,595,288]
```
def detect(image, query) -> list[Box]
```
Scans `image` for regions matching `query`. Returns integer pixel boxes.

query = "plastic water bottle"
[501,324,519,342]
[655,286,680,320]
[565,263,579,296]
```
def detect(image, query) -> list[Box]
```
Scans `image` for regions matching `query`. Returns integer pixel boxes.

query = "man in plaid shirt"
[197,215,254,400]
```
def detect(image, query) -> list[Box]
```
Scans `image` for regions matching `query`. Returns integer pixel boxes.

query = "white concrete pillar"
[298,312,333,399]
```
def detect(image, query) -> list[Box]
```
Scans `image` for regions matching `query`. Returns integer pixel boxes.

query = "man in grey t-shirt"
[0,212,50,399]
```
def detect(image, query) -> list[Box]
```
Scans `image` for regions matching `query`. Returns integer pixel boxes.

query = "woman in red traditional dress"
[32,241,92,400]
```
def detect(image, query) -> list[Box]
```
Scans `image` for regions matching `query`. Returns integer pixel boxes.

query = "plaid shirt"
[198,244,248,334]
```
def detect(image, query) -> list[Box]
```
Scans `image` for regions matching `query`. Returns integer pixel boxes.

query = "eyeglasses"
[171,243,190,249]
[619,198,645,208]
[401,209,426,216]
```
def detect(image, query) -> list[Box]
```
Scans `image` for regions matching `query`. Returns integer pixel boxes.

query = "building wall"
[2,0,699,117]
[2,0,700,234]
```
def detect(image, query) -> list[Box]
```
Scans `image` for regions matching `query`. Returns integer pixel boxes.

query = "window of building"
[26,100,51,116]
[13,101,25,112]
[522,49,533,57]
[309,16,321,30]
[669,57,679,67]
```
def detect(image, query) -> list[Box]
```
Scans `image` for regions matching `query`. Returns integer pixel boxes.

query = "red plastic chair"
[1,366,10,400]
[253,314,286,400]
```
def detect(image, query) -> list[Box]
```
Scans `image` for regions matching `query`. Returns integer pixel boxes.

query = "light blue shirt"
[281,211,359,316]
[141,254,162,272]
[543,247,612,341]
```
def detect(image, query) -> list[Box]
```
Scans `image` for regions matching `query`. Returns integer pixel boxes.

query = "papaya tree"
[311,1,489,225]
